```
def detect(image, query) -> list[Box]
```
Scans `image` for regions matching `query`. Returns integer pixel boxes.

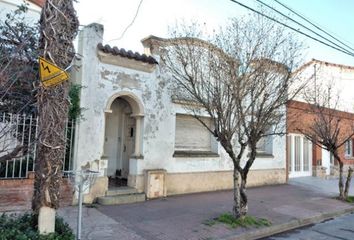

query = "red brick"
[287,100,354,167]
[0,172,73,212]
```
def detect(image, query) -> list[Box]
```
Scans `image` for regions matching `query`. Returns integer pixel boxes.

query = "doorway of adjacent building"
[104,98,136,188]
[288,134,313,178]
[321,148,331,175]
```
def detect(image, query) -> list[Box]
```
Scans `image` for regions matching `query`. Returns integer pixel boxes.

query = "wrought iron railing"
[0,113,75,179]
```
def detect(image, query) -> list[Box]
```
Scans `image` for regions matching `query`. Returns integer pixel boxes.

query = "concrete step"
[106,187,138,196]
[97,192,146,205]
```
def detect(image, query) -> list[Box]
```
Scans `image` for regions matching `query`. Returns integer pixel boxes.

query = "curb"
[221,206,354,240]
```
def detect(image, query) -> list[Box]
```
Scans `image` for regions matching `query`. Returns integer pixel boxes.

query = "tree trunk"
[240,174,248,217]
[232,166,242,218]
[344,167,353,199]
[338,161,345,200]
[238,147,256,218]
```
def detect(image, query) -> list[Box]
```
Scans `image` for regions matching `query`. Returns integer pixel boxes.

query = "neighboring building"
[287,60,354,178]
[72,23,287,203]
[294,59,354,113]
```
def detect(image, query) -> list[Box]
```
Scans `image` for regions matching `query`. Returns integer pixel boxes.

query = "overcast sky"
[75,0,354,66]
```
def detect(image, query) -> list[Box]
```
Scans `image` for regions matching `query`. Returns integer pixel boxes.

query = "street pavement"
[58,177,354,240]
[264,212,354,240]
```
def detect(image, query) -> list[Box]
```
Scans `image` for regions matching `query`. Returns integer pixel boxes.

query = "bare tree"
[0,5,38,163]
[32,0,79,234]
[161,16,303,218]
[296,85,354,200]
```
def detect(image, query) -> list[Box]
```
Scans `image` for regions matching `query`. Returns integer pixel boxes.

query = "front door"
[288,134,313,178]
[121,114,135,178]
[322,148,331,175]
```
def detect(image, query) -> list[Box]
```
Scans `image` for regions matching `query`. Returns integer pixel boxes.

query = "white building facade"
[73,24,287,201]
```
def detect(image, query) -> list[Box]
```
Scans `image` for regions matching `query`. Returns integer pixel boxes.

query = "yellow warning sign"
[39,57,69,87]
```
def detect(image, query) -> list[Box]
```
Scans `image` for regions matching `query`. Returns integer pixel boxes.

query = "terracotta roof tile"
[28,0,45,7]
[97,43,158,65]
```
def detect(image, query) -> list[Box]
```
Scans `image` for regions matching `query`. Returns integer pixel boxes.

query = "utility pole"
[32,0,79,234]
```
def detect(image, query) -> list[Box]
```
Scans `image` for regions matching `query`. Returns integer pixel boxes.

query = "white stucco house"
[72,23,287,202]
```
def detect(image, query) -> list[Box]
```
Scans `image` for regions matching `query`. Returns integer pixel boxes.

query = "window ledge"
[256,152,274,158]
[173,151,219,158]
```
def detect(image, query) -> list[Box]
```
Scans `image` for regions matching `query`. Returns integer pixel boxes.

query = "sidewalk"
[290,176,354,196]
[58,178,354,240]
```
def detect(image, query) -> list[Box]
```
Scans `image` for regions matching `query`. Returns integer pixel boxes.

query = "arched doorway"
[103,93,144,188]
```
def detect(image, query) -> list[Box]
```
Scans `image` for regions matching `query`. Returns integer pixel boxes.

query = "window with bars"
[345,139,353,157]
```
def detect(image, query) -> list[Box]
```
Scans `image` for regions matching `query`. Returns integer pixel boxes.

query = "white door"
[288,134,313,178]
[104,99,133,178]
[321,148,331,175]
[104,110,120,177]
[121,114,135,178]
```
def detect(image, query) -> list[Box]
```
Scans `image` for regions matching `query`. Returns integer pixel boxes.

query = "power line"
[228,0,354,57]
[272,0,354,53]
[255,0,354,55]
[108,0,144,42]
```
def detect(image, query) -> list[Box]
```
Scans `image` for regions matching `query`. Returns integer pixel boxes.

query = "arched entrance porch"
[103,92,144,188]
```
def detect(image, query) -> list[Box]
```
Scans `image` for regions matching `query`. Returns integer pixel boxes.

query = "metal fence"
[0,113,75,179]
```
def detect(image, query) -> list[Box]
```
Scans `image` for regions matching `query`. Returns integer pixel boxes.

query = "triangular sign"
[39,57,69,87]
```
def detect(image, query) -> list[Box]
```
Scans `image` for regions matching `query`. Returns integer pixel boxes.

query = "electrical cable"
[108,0,144,42]
[228,0,354,57]
[255,0,354,56]
[272,0,354,53]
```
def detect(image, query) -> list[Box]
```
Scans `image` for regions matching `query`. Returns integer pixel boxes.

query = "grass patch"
[204,213,271,229]
[346,196,354,203]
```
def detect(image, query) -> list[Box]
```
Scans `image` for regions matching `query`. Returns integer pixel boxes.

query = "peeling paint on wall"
[101,68,142,89]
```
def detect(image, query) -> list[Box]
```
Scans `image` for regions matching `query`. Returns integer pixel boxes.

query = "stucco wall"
[73,24,287,196]
[294,60,354,113]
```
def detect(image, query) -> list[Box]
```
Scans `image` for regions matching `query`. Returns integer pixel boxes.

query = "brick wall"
[0,172,73,212]
[287,100,354,167]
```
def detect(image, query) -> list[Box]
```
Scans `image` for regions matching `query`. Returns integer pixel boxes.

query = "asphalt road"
[264,212,354,240]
